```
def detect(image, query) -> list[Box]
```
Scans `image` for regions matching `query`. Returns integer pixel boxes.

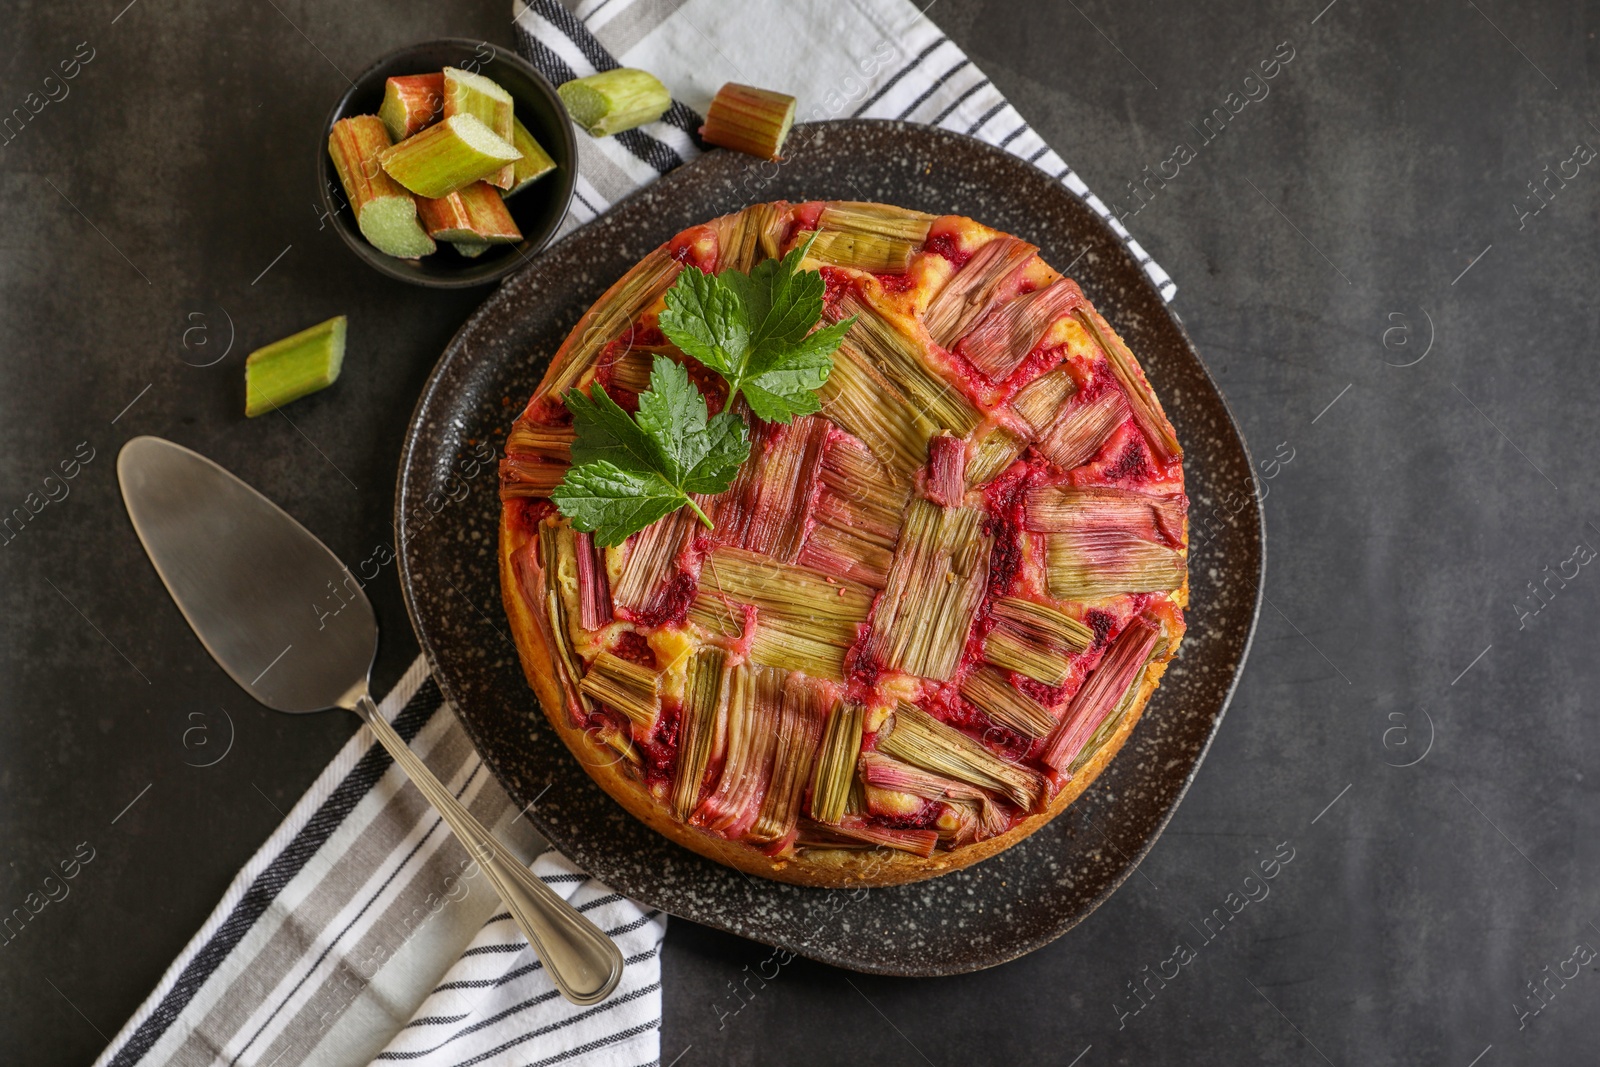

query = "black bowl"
[318,38,577,288]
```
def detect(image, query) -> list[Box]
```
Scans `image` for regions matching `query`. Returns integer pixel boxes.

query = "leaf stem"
[723,374,747,410]
[685,495,714,529]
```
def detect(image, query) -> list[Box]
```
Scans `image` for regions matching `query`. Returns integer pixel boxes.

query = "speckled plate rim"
[395,119,1266,976]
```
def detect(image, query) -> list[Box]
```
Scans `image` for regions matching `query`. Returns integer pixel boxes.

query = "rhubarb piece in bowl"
[497,200,1190,888]
[318,39,576,288]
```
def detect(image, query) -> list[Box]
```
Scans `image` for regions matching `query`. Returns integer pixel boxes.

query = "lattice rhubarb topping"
[500,200,1187,870]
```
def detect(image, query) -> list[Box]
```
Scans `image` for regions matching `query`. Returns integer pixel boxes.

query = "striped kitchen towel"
[93,656,667,1067]
[95,3,1176,1066]
[517,0,1176,301]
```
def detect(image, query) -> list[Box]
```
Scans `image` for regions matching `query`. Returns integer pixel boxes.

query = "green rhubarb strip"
[443,67,516,189]
[327,116,435,259]
[558,68,670,137]
[451,239,491,258]
[379,113,520,199]
[244,316,346,418]
[506,116,557,196]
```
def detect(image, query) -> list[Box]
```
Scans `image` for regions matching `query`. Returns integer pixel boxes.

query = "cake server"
[117,435,623,1005]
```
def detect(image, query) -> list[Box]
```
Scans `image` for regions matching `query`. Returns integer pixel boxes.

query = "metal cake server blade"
[117,435,623,1005]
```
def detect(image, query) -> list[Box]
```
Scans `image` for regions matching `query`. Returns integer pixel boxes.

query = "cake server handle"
[355,693,625,1005]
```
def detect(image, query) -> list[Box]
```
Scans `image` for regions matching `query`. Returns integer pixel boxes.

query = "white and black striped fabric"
[516,0,1175,300]
[94,656,666,1067]
[94,4,1176,1066]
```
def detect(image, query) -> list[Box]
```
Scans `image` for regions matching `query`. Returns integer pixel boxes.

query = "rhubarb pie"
[499,201,1187,887]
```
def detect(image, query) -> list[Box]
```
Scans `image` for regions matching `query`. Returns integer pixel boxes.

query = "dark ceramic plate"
[396,120,1265,976]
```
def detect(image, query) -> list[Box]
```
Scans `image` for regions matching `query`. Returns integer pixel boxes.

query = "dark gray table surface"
[5,1,1597,1064]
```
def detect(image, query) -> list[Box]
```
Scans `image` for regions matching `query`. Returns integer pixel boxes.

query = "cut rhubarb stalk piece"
[798,229,916,274]
[244,315,346,417]
[834,293,981,441]
[573,530,613,629]
[1034,391,1131,471]
[1044,528,1186,601]
[1010,368,1076,433]
[966,425,1025,486]
[671,647,728,820]
[809,701,866,825]
[378,73,445,143]
[539,248,684,402]
[700,82,796,160]
[506,116,557,195]
[795,525,896,591]
[694,661,784,836]
[846,775,868,817]
[862,501,992,681]
[818,338,935,474]
[796,428,912,589]
[794,822,877,850]
[694,547,874,680]
[327,116,436,259]
[960,665,1057,737]
[710,202,784,273]
[923,235,1038,347]
[577,649,662,733]
[924,433,966,506]
[749,674,828,844]
[710,202,789,272]
[974,796,1012,838]
[751,202,790,261]
[828,815,938,857]
[531,522,595,726]
[500,422,574,500]
[612,503,698,619]
[685,594,744,642]
[817,201,937,244]
[860,752,1008,839]
[1076,309,1182,464]
[958,278,1084,382]
[592,718,642,769]
[451,240,491,258]
[860,752,998,806]
[558,68,671,137]
[990,595,1094,653]
[877,702,1043,810]
[740,415,829,562]
[499,453,567,497]
[1023,485,1187,543]
[746,624,860,682]
[1042,617,1160,772]
[417,181,523,244]
[1069,638,1167,775]
[379,113,521,199]
[507,422,574,463]
[603,345,662,397]
[443,67,517,189]
[983,628,1071,685]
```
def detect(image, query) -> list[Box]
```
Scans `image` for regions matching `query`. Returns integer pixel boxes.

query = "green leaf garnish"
[658,236,857,424]
[551,356,750,546]
[552,237,852,545]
